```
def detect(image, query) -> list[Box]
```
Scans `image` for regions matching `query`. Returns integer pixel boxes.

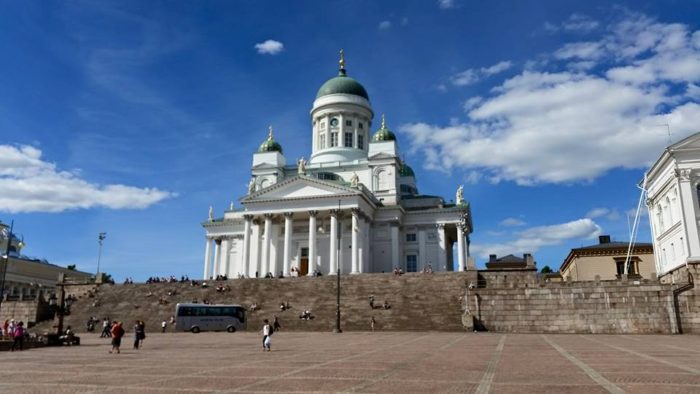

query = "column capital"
[243,214,254,221]
[264,213,274,219]
[284,212,294,218]
[308,210,319,217]
[675,168,693,182]
[329,209,340,217]
[351,208,360,216]
[436,223,445,230]
[215,238,222,245]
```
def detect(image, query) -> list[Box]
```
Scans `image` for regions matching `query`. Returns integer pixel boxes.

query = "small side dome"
[258,126,283,153]
[372,114,396,142]
[399,162,415,177]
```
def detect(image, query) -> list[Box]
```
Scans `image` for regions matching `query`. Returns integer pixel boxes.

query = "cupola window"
[319,134,326,149]
[358,135,364,149]
[344,132,353,147]
[358,122,364,129]
[331,132,338,147]
[345,120,352,126]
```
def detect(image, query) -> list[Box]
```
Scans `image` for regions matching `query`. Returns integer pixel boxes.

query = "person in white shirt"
[261,319,273,351]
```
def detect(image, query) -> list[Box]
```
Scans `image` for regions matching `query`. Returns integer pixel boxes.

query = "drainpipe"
[672,271,694,334]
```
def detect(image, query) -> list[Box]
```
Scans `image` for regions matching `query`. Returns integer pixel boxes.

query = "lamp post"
[334,200,342,333]
[0,220,14,317]
[96,232,107,277]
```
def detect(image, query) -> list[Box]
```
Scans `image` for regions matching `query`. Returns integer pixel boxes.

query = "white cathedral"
[201,52,473,279]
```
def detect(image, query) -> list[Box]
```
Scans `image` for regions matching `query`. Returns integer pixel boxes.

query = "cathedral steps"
[32,272,472,335]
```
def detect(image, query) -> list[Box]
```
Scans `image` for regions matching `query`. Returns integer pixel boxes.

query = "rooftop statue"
[456,185,464,205]
[208,206,214,221]
[350,172,359,188]
[297,157,307,175]
[248,178,256,194]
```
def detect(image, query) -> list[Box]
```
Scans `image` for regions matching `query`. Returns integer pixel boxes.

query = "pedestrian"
[133,320,146,349]
[110,321,124,354]
[261,319,273,352]
[369,295,375,309]
[370,316,376,332]
[101,318,111,338]
[273,315,281,332]
[10,321,24,351]
[161,320,167,333]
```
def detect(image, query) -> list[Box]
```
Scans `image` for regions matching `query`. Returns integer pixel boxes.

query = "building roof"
[559,235,654,272]
[316,69,369,100]
[398,162,415,177]
[372,114,396,142]
[258,127,283,153]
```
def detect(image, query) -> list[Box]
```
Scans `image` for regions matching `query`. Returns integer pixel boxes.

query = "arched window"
[656,205,665,232]
[666,196,674,224]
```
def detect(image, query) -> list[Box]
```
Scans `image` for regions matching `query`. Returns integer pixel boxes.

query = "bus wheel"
[227,326,236,333]
[191,326,200,334]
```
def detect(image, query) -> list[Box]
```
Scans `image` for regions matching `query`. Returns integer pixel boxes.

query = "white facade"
[201,58,473,278]
[646,132,700,276]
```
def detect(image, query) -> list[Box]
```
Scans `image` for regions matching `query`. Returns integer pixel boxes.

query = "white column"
[283,212,293,276]
[364,219,371,272]
[418,228,426,271]
[221,238,231,277]
[391,224,400,270]
[437,224,447,271]
[358,218,365,273]
[457,225,466,271]
[351,209,360,274]
[242,215,252,277]
[213,239,222,278]
[262,214,273,276]
[329,210,339,274]
[203,238,212,280]
[308,211,318,276]
[677,171,700,259]
[252,220,261,277]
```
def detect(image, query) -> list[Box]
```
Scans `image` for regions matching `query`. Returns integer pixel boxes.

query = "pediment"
[242,176,360,203]
[671,132,700,151]
[368,152,398,160]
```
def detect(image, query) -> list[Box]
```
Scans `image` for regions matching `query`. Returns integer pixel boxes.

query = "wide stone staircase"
[33,272,472,335]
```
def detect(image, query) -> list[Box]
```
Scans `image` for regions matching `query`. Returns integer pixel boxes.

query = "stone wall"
[658,262,700,334]
[469,277,677,334]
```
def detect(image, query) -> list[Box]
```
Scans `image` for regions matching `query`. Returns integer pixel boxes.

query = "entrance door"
[300,247,309,275]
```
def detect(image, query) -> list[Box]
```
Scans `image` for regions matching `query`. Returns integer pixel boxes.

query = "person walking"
[370,316,376,332]
[100,318,111,338]
[10,321,24,351]
[261,319,273,352]
[109,321,124,354]
[273,315,281,332]
[161,320,167,333]
[133,320,145,349]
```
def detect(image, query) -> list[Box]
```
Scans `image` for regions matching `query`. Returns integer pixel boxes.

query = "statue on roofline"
[297,157,306,175]
[248,178,256,194]
[350,172,359,188]
[208,205,214,221]
[456,185,464,205]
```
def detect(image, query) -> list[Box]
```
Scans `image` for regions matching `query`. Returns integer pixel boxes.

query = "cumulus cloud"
[500,217,526,227]
[472,218,602,258]
[0,145,174,213]
[403,13,700,185]
[254,40,284,55]
[586,207,621,221]
[378,21,392,30]
[451,60,512,86]
[438,0,456,9]
[545,13,600,33]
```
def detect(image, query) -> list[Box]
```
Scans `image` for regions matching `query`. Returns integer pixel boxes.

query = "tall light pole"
[0,220,15,316]
[96,232,107,277]
[334,200,342,333]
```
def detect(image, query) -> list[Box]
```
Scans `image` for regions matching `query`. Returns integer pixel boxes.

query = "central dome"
[316,71,369,100]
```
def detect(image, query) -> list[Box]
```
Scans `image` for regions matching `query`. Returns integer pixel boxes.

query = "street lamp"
[0,220,15,317]
[96,232,107,277]
[334,200,342,333]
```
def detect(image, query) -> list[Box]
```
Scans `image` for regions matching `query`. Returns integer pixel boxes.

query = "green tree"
[540,265,553,274]
[66,264,76,271]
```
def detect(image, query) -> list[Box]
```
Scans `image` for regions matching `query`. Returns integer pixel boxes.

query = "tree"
[66,264,76,271]
[540,265,553,274]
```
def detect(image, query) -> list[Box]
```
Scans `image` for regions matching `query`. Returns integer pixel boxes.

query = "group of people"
[3,319,26,351]
[260,316,281,351]
[146,275,189,284]
[215,284,231,292]
[368,295,391,310]
[393,267,405,276]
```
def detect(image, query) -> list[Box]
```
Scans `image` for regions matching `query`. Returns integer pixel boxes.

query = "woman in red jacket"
[109,321,124,354]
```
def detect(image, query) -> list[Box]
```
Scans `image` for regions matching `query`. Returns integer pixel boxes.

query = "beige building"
[560,235,655,281]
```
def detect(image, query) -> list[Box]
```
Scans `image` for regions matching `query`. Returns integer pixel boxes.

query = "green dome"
[316,71,369,100]
[399,163,415,177]
[371,114,396,142]
[258,127,283,153]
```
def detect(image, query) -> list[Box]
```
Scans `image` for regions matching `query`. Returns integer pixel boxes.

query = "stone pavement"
[2,332,700,393]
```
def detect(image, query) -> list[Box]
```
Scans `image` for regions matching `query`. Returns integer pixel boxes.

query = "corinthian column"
[242,215,252,277]
[261,214,273,276]
[457,225,466,272]
[203,237,212,279]
[351,209,360,274]
[308,211,318,276]
[283,212,293,276]
[329,210,339,274]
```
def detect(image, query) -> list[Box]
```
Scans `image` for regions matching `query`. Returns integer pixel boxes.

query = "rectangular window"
[346,120,352,126]
[358,135,364,150]
[319,134,326,149]
[344,132,353,147]
[406,233,417,242]
[359,122,363,129]
[320,122,326,130]
[331,132,338,147]
[615,260,638,275]
[406,255,417,272]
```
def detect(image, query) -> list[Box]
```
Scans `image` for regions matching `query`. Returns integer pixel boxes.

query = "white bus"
[175,303,247,333]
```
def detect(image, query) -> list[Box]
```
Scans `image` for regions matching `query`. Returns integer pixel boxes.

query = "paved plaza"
[2,332,700,393]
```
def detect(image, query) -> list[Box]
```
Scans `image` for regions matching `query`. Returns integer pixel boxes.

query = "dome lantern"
[372,114,396,142]
[258,125,283,153]
[315,49,369,100]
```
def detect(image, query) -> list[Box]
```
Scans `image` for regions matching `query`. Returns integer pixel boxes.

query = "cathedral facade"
[201,53,472,279]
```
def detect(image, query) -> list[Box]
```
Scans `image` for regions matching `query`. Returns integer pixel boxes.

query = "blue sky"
[2,1,700,279]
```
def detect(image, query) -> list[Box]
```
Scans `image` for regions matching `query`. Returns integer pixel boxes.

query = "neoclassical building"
[201,53,472,278]
[645,132,700,279]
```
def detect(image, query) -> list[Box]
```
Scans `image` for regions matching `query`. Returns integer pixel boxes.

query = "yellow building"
[560,235,655,281]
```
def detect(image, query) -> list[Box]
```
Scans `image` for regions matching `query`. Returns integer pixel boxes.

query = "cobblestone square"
[2,332,700,393]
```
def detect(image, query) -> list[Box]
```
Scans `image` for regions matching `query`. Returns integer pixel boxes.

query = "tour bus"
[175,303,247,333]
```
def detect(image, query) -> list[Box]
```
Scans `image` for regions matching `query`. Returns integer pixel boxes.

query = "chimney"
[489,254,497,263]
[599,235,611,244]
[524,253,535,268]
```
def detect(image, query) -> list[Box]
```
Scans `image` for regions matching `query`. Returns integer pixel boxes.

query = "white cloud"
[404,13,700,185]
[0,145,174,213]
[586,207,621,221]
[451,60,512,86]
[378,21,392,30]
[438,0,455,9]
[545,14,599,33]
[254,40,284,55]
[463,96,483,111]
[500,217,526,227]
[472,218,601,258]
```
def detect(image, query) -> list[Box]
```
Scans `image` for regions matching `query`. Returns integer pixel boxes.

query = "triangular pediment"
[242,176,360,203]
[671,131,700,151]
[368,152,398,160]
